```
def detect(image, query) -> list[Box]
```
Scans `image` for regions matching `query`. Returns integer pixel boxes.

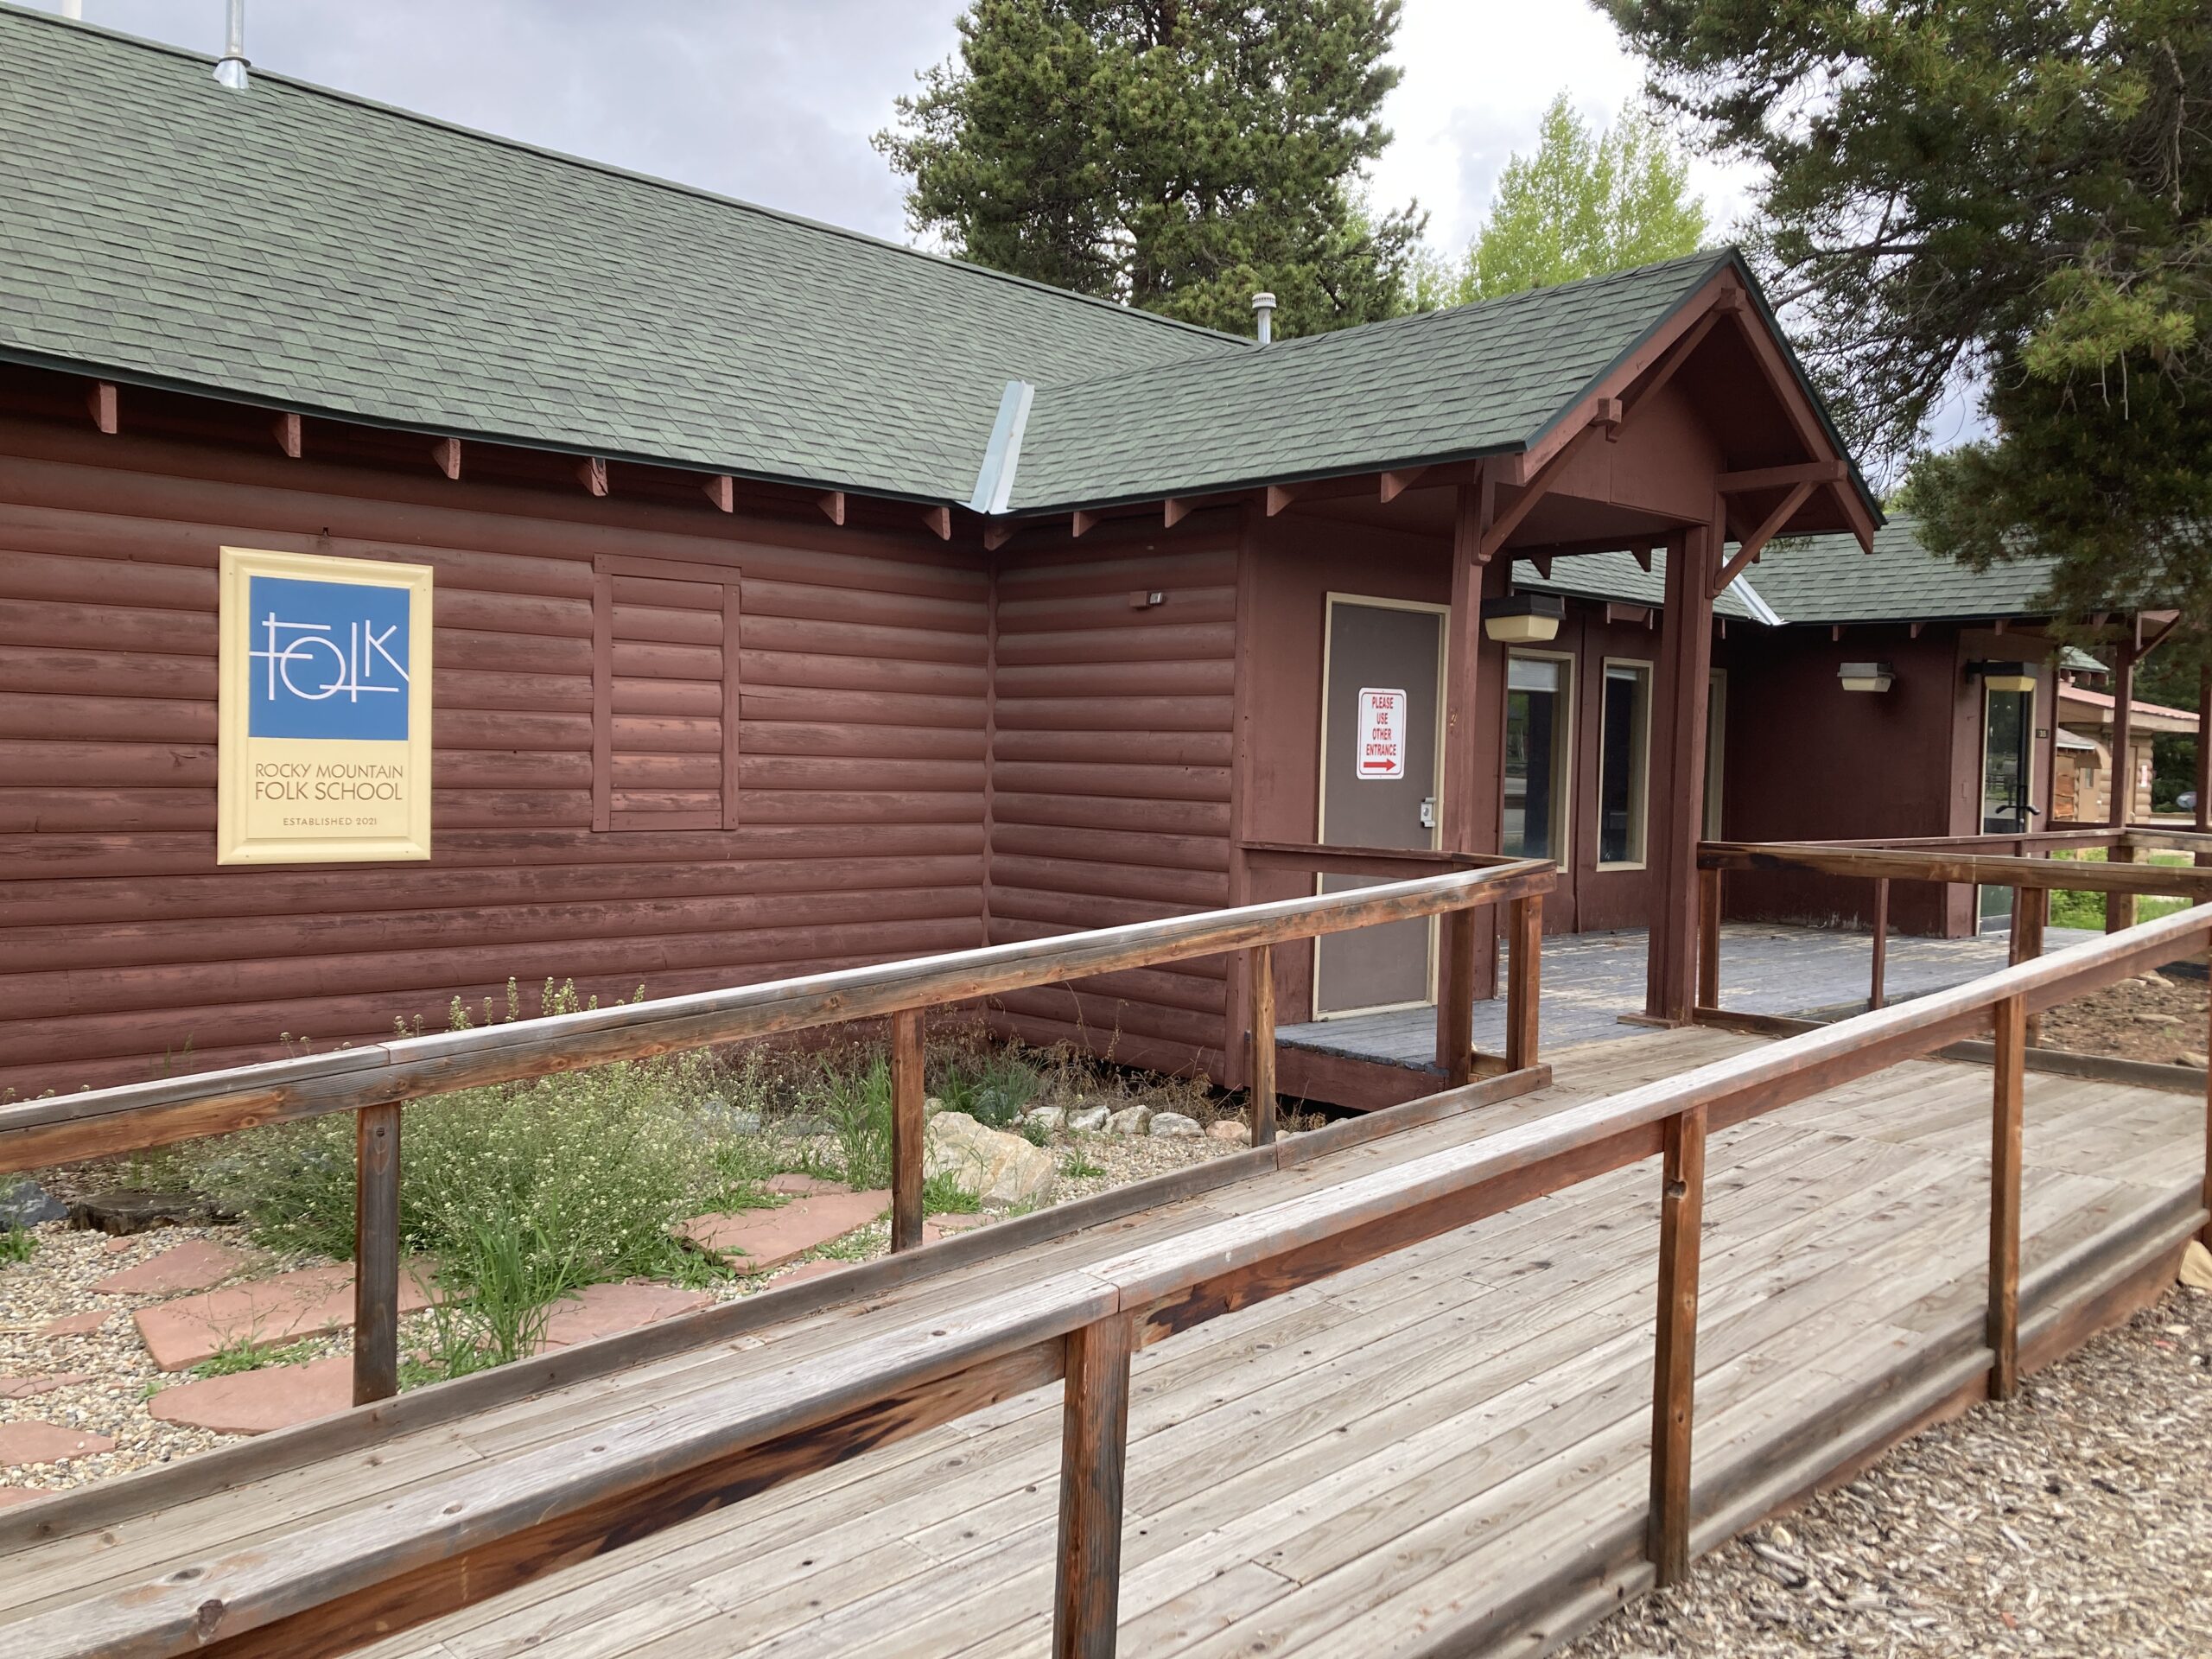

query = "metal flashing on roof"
[1728,574,1783,626]
[967,380,1035,515]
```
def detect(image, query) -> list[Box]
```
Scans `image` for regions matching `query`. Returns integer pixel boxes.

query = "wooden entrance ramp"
[1,988,2204,1656]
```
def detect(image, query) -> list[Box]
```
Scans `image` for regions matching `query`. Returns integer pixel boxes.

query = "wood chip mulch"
[1564,1279,2212,1657]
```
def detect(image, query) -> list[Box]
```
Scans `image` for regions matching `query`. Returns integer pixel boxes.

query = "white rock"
[924,1111,1054,1205]
[1066,1107,1109,1132]
[1104,1105,1153,1136]
[1020,1105,1067,1132]
[1207,1120,1251,1144]
[1148,1112,1205,1139]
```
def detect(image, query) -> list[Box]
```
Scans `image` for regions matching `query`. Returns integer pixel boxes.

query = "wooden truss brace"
[273,411,302,459]
[431,436,461,480]
[1071,510,1099,538]
[1163,497,1195,527]
[1379,467,1428,503]
[1477,399,1620,563]
[921,505,952,541]
[702,474,734,512]
[984,522,1017,551]
[576,456,609,498]
[87,381,118,435]
[1265,483,1305,517]
[1710,480,1814,598]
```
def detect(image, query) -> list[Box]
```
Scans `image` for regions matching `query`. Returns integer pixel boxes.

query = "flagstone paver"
[0,1422,113,1465]
[537,1282,711,1351]
[146,1358,353,1438]
[764,1173,849,1197]
[922,1213,988,1245]
[676,1190,891,1273]
[0,1374,91,1401]
[37,1310,109,1338]
[92,1239,251,1296]
[135,1260,433,1371]
[0,1488,54,1508]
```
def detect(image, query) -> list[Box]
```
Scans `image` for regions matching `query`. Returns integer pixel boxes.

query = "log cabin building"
[0,9,1904,1106]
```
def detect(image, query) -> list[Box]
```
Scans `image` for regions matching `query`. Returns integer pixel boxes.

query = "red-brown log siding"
[984,517,1242,1080]
[0,426,988,1096]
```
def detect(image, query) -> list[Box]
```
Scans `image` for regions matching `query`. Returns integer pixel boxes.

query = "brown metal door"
[1313,597,1445,1016]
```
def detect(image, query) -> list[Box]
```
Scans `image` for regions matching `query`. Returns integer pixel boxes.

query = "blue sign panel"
[245,574,413,741]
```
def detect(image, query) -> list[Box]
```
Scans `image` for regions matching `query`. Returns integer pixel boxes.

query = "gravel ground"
[2040,969,2210,1066]
[0,1121,1252,1493]
[1564,1277,2212,1659]
[0,1219,342,1494]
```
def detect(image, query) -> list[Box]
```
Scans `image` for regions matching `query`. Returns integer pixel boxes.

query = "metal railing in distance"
[0,857,1558,1407]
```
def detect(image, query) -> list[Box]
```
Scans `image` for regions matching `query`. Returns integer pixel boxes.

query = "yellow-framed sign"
[217,546,433,864]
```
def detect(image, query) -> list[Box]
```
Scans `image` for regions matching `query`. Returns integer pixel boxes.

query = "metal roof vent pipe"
[1251,291,1275,345]
[213,0,250,91]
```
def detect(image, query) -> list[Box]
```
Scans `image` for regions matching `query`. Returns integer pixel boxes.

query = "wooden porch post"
[1868,878,1890,1010]
[1248,944,1278,1145]
[1438,478,1494,1032]
[1646,524,1718,1022]
[2196,662,2211,838]
[2107,641,2138,931]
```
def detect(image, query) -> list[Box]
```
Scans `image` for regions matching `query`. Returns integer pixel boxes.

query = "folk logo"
[245,574,412,741]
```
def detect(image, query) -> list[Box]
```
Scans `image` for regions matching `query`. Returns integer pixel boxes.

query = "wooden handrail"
[0,858,1557,1407]
[1695,832,2212,1035]
[18,904,2209,1659]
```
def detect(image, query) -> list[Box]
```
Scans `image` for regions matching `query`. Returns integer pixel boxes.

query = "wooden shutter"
[591,555,741,831]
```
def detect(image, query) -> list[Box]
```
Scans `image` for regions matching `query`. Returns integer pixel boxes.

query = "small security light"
[1484,591,1564,644]
[1838,661,1894,694]
[1971,659,2037,693]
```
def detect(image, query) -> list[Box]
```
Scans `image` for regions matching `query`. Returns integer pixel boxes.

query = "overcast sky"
[42,0,1761,257]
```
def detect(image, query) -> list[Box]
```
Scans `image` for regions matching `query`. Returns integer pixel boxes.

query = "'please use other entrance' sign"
[217,546,434,864]
[1356,687,1406,780]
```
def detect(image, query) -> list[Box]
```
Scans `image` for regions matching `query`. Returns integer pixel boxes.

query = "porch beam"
[1713,460,1847,493]
[1647,523,1719,1022]
[1710,481,1814,598]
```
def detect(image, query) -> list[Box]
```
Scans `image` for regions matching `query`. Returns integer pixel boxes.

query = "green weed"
[190,1334,319,1378]
[0,1228,38,1268]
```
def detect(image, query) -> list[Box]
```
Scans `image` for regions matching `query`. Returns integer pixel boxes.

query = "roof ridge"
[0,1,1249,356]
[1032,247,1736,398]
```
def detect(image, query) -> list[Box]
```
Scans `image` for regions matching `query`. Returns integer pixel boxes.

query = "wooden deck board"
[4,1022,2202,1659]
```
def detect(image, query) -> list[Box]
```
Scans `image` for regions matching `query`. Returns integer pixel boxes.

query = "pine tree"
[874,0,1425,338]
[1605,2,2212,639]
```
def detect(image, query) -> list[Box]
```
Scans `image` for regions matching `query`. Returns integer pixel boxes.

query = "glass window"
[1599,662,1652,866]
[1503,653,1571,861]
[1704,670,1726,840]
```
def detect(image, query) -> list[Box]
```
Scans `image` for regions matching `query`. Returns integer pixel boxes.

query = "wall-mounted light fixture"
[1969,659,2037,693]
[1484,591,1564,644]
[1838,661,1895,693]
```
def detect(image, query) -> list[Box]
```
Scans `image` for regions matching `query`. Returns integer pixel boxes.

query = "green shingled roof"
[0,7,1238,503]
[1006,252,1735,511]
[1748,517,2059,623]
[0,8,1874,524]
[1514,549,1768,623]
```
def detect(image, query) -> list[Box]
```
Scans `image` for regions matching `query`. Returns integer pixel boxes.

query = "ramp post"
[1648,1103,1707,1584]
[1248,944,1277,1146]
[353,1102,401,1405]
[1989,994,2026,1397]
[891,1007,925,1252]
[1054,1313,1135,1659]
